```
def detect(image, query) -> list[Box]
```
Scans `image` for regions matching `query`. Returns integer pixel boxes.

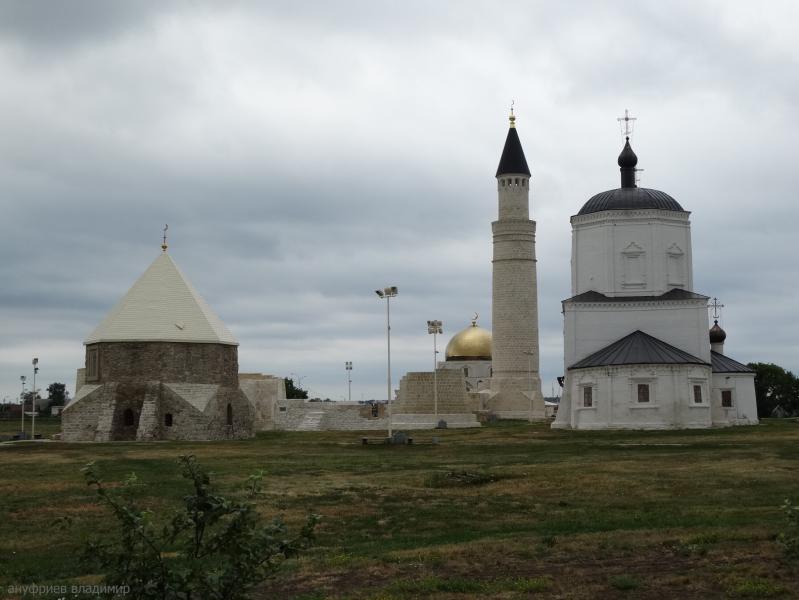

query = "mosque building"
[552,119,758,429]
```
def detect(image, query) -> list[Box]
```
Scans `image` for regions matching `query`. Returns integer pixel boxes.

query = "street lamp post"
[31,358,39,439]
[427,320,443,419]
[19,375,26,437]
[523,350,534,423]
[375,286,398,439]
[345,361,352,403]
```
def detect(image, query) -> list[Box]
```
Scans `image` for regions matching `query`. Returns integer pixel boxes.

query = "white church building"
[553,130,758,430]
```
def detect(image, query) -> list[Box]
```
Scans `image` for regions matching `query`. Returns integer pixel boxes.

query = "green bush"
[81,455,318,600]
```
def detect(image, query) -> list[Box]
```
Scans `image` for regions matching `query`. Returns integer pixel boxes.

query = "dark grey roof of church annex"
[577,136,686,216]
[711,351,754,373]
[496,116,530,177]
[569,330,709,370]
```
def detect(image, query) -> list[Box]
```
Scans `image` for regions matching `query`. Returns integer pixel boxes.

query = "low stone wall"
[395,370,470,413]
[239,374,286,430]
[274,400,388,431]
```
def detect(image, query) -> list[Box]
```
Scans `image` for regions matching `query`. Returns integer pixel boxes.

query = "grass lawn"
[1,419,798,599]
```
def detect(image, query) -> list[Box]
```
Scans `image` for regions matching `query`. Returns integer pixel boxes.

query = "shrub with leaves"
[81,455,318,600]
[778,498,799,558]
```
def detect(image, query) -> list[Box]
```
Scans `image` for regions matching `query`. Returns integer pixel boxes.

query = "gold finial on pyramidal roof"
[509,100,516,128]
[161,224,169,251]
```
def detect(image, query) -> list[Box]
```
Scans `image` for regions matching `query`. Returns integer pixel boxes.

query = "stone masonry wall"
[395,370,469,413]
[239,374,286,430]
[85,342,239,386]
[274,399,388,431]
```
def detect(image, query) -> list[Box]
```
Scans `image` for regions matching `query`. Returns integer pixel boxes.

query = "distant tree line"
[748,363,799,418]
[0,382,69,417]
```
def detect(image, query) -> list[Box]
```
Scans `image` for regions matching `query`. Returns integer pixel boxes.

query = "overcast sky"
[1,0,796,403]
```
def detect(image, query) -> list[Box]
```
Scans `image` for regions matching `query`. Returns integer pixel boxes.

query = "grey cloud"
[1,0,797,403]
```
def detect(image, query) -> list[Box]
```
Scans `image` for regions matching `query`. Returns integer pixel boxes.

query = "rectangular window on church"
[583,386,593,408]
[721,390,733,407]
[637,384,650,403]
[693,385,703,404]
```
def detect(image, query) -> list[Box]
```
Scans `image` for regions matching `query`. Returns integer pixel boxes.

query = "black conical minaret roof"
[496,126,531,177]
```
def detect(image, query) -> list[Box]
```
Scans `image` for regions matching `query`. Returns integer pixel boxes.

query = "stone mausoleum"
[62,245,255,441]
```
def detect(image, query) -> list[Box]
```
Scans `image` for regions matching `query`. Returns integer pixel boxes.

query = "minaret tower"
[488,108,544,419]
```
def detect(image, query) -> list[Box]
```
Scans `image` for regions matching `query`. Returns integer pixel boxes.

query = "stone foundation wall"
[239,374,286,430]
[274,400,388,431]
[395,370,469,413]
[61,385,106,441]
[85,342,239,386]
[61,381,254,441]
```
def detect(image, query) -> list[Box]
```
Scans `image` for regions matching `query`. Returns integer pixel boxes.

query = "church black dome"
[709,320,727,344]
[578,187,685,215]
[617,137,638,168]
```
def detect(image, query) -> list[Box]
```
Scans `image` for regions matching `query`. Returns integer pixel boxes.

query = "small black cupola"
[709,320,727,344]
[618,136,638,188]
[496,110,531,177]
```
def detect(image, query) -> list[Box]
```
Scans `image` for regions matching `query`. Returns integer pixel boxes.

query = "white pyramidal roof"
[85,251,238,346]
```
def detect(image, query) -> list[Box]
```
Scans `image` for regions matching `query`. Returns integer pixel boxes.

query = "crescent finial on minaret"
[509,100,516,128]
[472,312,479,326]
[161,224,169,251]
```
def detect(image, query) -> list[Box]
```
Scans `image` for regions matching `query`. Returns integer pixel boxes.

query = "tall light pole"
[19,375,26,437]
[345,361,352,403]
[31,358,39,439]
[375,286,398,439]
[427,320,443,419]
[523,350,534,423]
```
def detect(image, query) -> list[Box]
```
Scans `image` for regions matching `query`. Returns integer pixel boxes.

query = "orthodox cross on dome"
[509,100,515,128]
[617,109,644,185]
[161,224,169,251]
[708,297,725,320]
[617,108,637,139]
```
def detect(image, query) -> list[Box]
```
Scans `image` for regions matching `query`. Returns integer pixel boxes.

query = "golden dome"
[445,318,492,361]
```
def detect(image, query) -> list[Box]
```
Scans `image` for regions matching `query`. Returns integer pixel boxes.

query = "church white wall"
[571,209,693,297]
[563,299,711,368]
[564,364,713,430]
[711,372,758,425]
